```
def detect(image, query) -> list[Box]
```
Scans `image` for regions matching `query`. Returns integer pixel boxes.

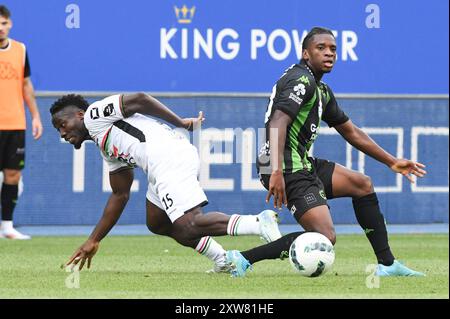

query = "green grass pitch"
[0,234,448,298]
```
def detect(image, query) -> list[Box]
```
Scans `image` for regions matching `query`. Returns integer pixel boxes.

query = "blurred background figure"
[0,5,42,239]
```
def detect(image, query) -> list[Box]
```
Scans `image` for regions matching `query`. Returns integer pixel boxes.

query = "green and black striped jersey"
[259,60,349,174]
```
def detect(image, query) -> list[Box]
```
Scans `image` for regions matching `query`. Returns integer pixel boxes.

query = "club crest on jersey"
[103,103,116,117]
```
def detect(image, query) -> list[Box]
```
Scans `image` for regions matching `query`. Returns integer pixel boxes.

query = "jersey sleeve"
[322,86,349,127]
[274,76,316,120]
[84,94,126,137]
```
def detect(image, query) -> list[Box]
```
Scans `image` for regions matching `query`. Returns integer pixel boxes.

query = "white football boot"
[258,210,282,243]
[0,227,31,240]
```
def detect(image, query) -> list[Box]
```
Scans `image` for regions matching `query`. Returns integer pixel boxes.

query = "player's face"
[0,16,12,42]
[304,34,337,74]
[52,109,88,150]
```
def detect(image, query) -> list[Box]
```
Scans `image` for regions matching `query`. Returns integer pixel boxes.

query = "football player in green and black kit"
[226,27,426,277]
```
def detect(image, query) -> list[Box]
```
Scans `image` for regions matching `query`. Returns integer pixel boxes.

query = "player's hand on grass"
[181,111,204,131]
[66,239,99,271]
[390,159,427,183]
[266,170,287,210]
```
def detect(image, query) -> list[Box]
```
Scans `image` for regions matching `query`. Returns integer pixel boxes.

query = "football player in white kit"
[50,93,282,273]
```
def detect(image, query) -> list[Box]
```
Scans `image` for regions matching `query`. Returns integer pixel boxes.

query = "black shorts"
[259,158,335,219]
[0,130,26,171]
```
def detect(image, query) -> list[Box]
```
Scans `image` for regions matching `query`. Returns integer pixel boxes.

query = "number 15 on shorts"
[162,193,173,210]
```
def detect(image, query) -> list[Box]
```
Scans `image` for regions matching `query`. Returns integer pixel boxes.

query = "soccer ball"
[289,232,335,277]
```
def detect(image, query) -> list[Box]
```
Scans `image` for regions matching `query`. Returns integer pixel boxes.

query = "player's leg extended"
[330,163,424,276]
[146,200,216,251]
[225,206,335,277]
[146,199,232,272]
[172,206,281,243]
[226,170,335,277]
[243,205,335,265]
[186,143,281,242]
[331,163,393,264]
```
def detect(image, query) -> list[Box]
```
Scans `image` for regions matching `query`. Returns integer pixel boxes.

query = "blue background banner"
[2,0,449,93]
[13,95,449,225]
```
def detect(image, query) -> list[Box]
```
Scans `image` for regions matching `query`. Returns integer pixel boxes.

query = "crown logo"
[174,5,196,24]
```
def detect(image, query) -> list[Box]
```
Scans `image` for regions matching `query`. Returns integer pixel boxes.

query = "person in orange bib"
[0,5,42,239]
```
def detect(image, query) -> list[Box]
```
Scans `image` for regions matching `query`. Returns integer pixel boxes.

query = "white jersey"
[84,94,208,222]
[84,94,194,181]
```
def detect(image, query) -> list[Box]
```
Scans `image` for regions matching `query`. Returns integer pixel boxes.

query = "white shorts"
[146,145,208,222]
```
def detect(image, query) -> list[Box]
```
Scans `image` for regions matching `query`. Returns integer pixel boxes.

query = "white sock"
[227,214,260,236]
[195,236,226,264]
[1,220,13,231]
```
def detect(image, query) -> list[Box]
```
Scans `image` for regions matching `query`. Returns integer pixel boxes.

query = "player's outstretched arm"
[335,120,427,183]
[65,168,134,270]
[121,93,203,130]
[389,159,427,184]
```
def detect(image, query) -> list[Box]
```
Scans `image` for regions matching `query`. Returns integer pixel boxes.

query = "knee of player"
[355,174,374,195]
[173,215,200,239]
[186,219,202,238]
[184,210,205,235]
[329,232,336,245]
[146,222,169,236]
[146,222,158,234]
[309,227,336,245]
[325,229,337,245]
[3,171,21,184]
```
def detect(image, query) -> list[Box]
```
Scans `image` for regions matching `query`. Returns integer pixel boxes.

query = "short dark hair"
[0,5,11,19]
[302,27,335,50]
[50,94,89,115]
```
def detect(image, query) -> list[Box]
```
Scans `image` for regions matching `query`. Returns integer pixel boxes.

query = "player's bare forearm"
[269,110,291,173]
[88,193,129,242]
[23,78,43,139]
[122,93,186,128]
[335,120,396,167]
[89,168,134,242]
[23,77,41,120]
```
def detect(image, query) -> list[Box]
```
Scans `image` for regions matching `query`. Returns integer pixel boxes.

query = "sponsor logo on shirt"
[289,92,303,105]
[293,83,306,96]
[110,145,137,167]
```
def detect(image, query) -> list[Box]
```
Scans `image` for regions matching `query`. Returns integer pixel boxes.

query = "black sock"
[241,232,304,264]
[353,193,395,266]
[1,183,18,221]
